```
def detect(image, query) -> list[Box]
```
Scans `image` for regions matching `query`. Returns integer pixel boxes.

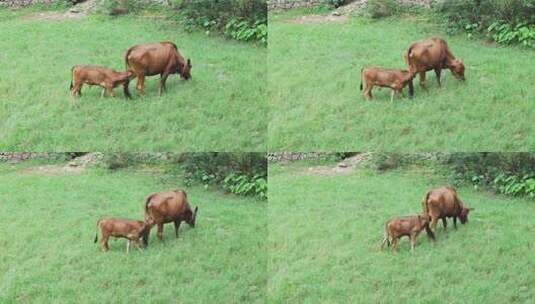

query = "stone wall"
[0,0,55,7]
[268,0,434,10]
[267,152,334,162]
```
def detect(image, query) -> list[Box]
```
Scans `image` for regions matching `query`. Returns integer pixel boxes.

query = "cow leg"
[174,220,181,238]
[100,233,109,252]
[442,218,448,232]
[134,238,142,252]
[453,217,458,229]
[391,238,398,253]
[435,68,442,87]
[159,73,170,96]
[157,223,164,241]
[126,240,131,254]
[430,216,438,234]
[123,81,132,99]
[136,75,145,96]
[419,72,428,91]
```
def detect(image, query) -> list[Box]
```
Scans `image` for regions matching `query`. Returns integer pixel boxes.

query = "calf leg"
[123,81,132,99]
[442,218,448,232]
[157,223,164,241]
[363,84,373,100]
[134,238,143,252]
[410,234,417,253]
[174,220,181,238]
[126,240,131,254]
[107,86,116,98]
[100,88,106,98]
[390,90,395,103]
[391,237,398,253]
[434,68,442,87]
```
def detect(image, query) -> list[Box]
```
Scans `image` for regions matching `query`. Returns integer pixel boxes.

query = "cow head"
[459,205,474,224]
[179,59,192,80]
[449,58,465,81]
[185,206,199,228]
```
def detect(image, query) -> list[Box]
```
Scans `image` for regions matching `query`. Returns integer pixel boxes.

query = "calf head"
[449,59,465,81]
[179,59,192,80]
[458,205,474,224]
[184,206,199,228]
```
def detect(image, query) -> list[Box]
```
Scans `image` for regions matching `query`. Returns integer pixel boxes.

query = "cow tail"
[69,66,74,90]
[408,76,414,98]
[359,67,363,91]
[94,219,100,243]
[124,47,132,72]
[422,191,431,215]
[145,193,155,214]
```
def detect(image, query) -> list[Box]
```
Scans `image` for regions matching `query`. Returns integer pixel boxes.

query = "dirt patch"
[288,14,348,24]
[21,0,97,21]
[20,164,85,175]
[306,153,372,176]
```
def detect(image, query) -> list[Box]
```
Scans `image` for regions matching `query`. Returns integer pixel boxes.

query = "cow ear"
[469,207,474,211]
[194,206,198,213]
[187,59,192,67]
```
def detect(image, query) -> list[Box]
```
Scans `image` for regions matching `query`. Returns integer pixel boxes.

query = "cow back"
[145,190,189,224]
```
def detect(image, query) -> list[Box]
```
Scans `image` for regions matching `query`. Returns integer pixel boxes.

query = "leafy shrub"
[178,0,267,44]
[493,173,535,197]
[366,0,398,18]
[437,0,535,47]
[325,0,349,8]
[181,153,267,199]
[224,17,267,44]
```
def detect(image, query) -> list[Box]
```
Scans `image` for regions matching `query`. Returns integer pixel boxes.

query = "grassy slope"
[268,161,534,303]
[0,9,266,151]
[0,163,266,303]
[268,12,535,151]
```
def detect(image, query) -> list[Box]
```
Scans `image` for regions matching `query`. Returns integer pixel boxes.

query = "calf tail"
[381,222,390,250]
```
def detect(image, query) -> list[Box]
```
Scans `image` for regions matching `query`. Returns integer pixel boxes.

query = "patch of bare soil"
[306,153,372,176]
[21,164,84,175]
[21,0,97,21]
[288,14,348,24]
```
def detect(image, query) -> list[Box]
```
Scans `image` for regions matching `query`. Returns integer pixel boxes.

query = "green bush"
[178,0,267,44]
[366,0,398,18]
[325,0,349,8]
[181,153,267,199]
[437,0,535,47]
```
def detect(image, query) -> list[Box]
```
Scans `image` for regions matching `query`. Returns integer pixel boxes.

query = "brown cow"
[381,214,435,253]
[94,217,153,253]
[124,41,192,96]
[144,189,198,241]
[360,67,415,102]
[70,65,132,98]
[405,37,465,90]
[421,186,474,234]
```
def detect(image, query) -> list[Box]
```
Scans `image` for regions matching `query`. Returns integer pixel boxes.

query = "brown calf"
[144,189,198,241]
[94,217,152,253]
[421,186,474,235]
[70,65,132,98]
[360,67,415,102]
[381,214,435,253]
[125,41,192,96]
[405,37,465,90]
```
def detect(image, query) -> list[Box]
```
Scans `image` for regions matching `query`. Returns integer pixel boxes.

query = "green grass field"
[268,10,535,151]
[0,162,266,303]
[0,8,266,151]
[268,160,534,303]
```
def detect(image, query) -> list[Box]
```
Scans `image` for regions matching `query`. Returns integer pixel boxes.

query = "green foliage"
[366,0,398,18]
[325,0,349,8]
[225,17,268,44]
[178,0,267,44]
[223,173,267,199]
[437,0,535,48]
[493,173,535,197]
[181,153,267,199]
